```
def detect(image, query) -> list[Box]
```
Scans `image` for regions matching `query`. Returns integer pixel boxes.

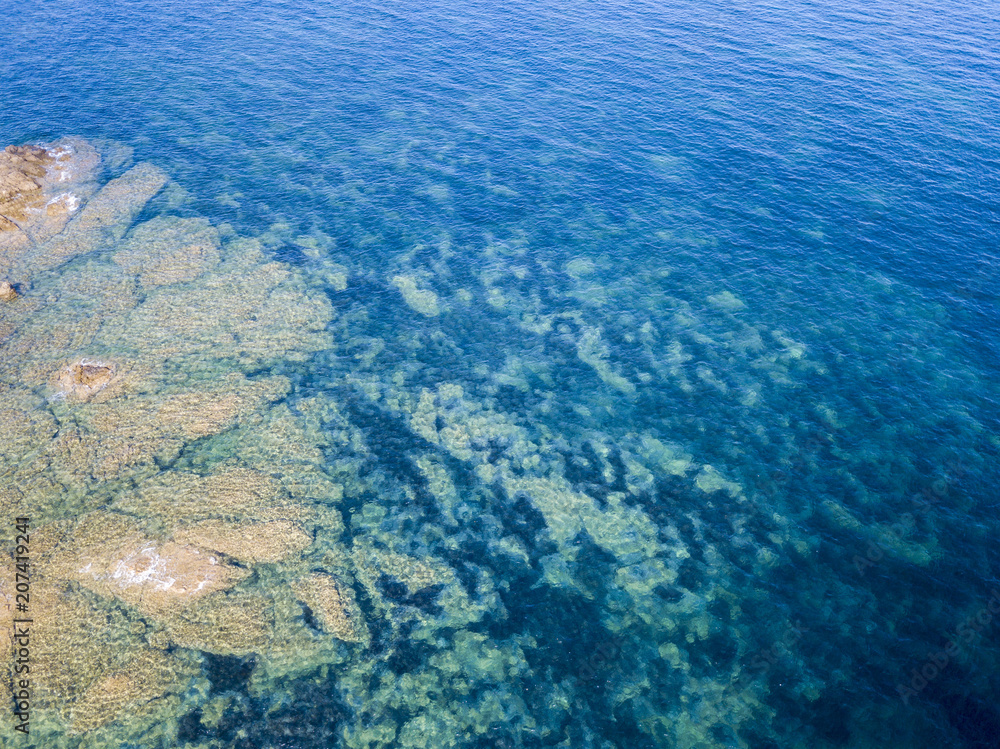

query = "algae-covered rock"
[67,649,191,734]
[291,573,368,644]
[113,215,221,289]
[172,519,313,564]
[16,580,144,713]
[99,238,332,369]
[48,512,250,616]
[28,374,289,489]
[114,467,310,524]
[0,137,344,740]
[161,591,275,655]
[0,393,59,468]
[353,540,455,596]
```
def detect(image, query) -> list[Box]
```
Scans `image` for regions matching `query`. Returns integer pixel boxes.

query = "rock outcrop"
[0,139,101,273]
[0,144,54,231]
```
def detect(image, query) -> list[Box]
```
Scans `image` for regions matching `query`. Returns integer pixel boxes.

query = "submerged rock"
[67,649,189,735]
[53,358,117,400]
[161,591,274,656]
[171,519,313,564]
[391,273,441,316]
[113,215,221,289]
[113,467,310,524]
[81,540,246,610]
[30,161,167,275]
[291,573,368,644]
[49,513,250,617]
[0,138,345,742]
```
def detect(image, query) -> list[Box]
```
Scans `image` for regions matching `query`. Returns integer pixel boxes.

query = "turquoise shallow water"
[2,0,1000,746]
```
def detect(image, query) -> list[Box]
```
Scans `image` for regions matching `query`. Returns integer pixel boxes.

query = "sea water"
[1,0,998,746]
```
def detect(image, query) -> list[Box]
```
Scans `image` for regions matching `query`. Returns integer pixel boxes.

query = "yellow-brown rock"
[35,375,291,485]
[53,358,118,400]
[153,375,285,439]
[0,144,53,230]
[76,540,248,616]
[172,519,312,564]
[0,281,16,301]
[0,551,194,740]
[161,591,274,655]
[113,216,221,289]
[114,467,310,525]
[48,512,249,617]
[19,580,142,712]
[67,649,188,734]
[0,139,101,273]
[100,241,332,369]
[21,160,167,277]
[0,263,143,392]
[291,572,368,644]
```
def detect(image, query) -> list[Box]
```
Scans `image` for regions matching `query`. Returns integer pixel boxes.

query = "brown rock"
[0,139,102,275]
[0,144,53,229]
[0,281,16,301]
[71,539,249,616]
[47,512,249,617]
[54,359,117,400]
[172,519,313,564]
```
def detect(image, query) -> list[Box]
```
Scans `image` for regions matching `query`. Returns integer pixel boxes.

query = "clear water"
[2,0,999,746]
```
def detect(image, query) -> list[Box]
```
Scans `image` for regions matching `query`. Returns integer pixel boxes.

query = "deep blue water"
[3,0,1000,746]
